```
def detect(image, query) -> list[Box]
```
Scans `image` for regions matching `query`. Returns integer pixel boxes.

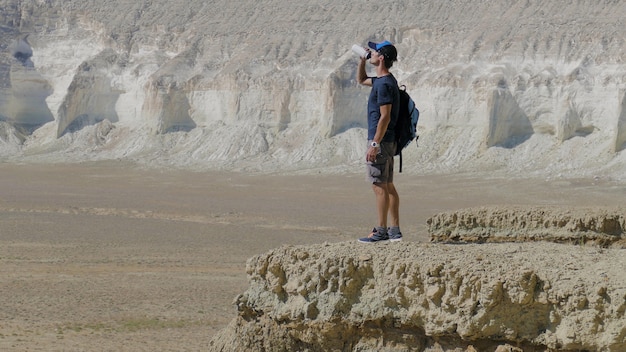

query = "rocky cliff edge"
[209,206,626,351]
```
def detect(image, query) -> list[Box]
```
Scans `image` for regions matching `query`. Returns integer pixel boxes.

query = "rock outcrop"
[209,207,626,351]
[428,206,626,248]
[209,242,626,351]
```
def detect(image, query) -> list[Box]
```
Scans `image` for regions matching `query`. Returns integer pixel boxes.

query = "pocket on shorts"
[367,152,388,179]
[367,161,382,178]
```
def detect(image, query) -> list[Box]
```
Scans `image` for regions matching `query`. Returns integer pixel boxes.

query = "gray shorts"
[366,141,396,184]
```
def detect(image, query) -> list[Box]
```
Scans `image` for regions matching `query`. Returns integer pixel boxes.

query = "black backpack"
[394,85,420,172]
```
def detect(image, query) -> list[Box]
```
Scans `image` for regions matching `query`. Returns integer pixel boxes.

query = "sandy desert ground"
[1,162,625,351]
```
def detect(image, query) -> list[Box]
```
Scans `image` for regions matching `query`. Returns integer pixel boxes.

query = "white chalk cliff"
[0,0,625,176]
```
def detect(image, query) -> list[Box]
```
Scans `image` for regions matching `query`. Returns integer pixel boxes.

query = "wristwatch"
[370,141,379,148]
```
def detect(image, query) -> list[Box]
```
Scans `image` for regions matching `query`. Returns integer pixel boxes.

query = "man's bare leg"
[387,182,399,227]
[372,182,389,229]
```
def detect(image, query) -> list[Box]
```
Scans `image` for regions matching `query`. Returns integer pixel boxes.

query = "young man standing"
[357,40,402,243]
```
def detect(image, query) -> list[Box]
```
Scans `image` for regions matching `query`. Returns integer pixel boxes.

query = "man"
[357,40,402,243]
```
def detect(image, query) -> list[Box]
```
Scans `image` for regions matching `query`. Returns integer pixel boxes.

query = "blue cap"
[368,40,393,51]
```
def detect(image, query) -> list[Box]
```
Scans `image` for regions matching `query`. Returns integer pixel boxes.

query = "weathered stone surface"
[428,206,626,247]
[209,240,626,351]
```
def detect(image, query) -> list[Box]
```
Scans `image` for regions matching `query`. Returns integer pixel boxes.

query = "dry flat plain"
[1,162,625,351]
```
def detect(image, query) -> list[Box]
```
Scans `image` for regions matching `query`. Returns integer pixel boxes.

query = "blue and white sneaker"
[389,232,403,242]
[388,227,403,242]
[358,228,389,243]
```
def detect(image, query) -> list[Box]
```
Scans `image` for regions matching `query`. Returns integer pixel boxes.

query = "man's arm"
[366,103,392,162]
[357,58,372,86]
[373,103,391,144]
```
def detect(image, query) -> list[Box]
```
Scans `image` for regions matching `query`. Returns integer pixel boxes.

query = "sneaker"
[389,232,403,242]
[358,228,389,243]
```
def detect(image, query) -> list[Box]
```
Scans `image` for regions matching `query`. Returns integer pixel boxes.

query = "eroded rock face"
[209,239,626,351]
[0,1,625,175]
[428,206,626,247]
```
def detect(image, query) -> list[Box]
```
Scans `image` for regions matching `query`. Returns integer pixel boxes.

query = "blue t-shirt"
[367,74,399,142]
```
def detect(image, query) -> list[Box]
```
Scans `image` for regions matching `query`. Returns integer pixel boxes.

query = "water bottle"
[351,44,371,59]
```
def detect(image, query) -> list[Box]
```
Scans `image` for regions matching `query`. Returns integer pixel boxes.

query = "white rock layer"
[0,0,624,176]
